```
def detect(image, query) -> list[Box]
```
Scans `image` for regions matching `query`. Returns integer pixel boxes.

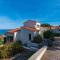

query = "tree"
[43,30,54,39]
[41,24,51,27]
[32,35,43,44]
[43,30,55,47]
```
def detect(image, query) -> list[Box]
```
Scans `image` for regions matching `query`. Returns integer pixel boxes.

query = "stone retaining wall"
[28,46,47,60]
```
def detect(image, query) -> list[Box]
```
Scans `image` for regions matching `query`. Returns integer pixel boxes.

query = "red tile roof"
[42,26,60,29]
[0,36,4,39]
[21,26,39,31]
[8,28,21,33]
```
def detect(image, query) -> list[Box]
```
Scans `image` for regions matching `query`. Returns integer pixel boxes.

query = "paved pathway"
[42,46,60,60]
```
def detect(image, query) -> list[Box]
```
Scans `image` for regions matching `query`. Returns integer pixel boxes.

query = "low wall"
[28,46,47,60]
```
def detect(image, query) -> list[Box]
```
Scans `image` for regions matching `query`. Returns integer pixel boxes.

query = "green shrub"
[41,24,51,27]
[32,35,43,44]
[53,33,60,37]
[43,30,55,46]
[0,41,23,59]
[11,41,23,55]
[0,45,12,58]
[0,39,4,45]
[43,30,54,39]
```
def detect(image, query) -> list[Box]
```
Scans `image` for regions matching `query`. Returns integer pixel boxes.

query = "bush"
[0,39,4,45]
[11,41,23,55]
[43,30,54,39]
[43,30,55,46]
[41,24,51,27]
[32,35,43,44]
[0,41,23,59]
[53,33,60,37]
[0,45,12,58]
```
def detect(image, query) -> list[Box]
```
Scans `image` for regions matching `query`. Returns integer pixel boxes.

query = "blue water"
[0,29,10,35]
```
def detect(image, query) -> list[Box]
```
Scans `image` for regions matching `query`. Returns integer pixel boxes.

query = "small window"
[29,34,31,40]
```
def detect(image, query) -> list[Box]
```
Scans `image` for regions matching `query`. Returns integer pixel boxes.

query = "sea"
[0,29,10,35]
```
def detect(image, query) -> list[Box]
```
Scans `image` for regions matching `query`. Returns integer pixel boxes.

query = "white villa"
[5,20,50,47]
[5,20,42,44]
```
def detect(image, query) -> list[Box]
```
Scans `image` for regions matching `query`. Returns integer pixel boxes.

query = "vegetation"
[41,24,51,27]
[0,41,24,59]
[32,34,43,44]
[53,33,60,37]
[43,30,55,46]
[43,30,54,39]
[43,30,60,38]
[0,39,4,45]
[43,30,60,46]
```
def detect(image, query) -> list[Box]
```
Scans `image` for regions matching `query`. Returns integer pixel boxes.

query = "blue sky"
[0,0,60,29]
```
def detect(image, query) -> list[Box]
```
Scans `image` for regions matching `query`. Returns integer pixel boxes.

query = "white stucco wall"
[14,32,17,41]
[20,29,35,44]
[35,22,41,30]
[13,29,43,47]
[14,31,21,41]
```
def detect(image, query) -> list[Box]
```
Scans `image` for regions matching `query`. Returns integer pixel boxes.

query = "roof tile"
[8,28,21,33]
[21,26,39,31]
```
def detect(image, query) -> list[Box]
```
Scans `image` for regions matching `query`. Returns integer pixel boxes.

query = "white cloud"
[0,16,22,29]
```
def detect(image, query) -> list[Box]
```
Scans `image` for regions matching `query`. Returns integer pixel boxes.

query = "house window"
[29,34,31,40]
